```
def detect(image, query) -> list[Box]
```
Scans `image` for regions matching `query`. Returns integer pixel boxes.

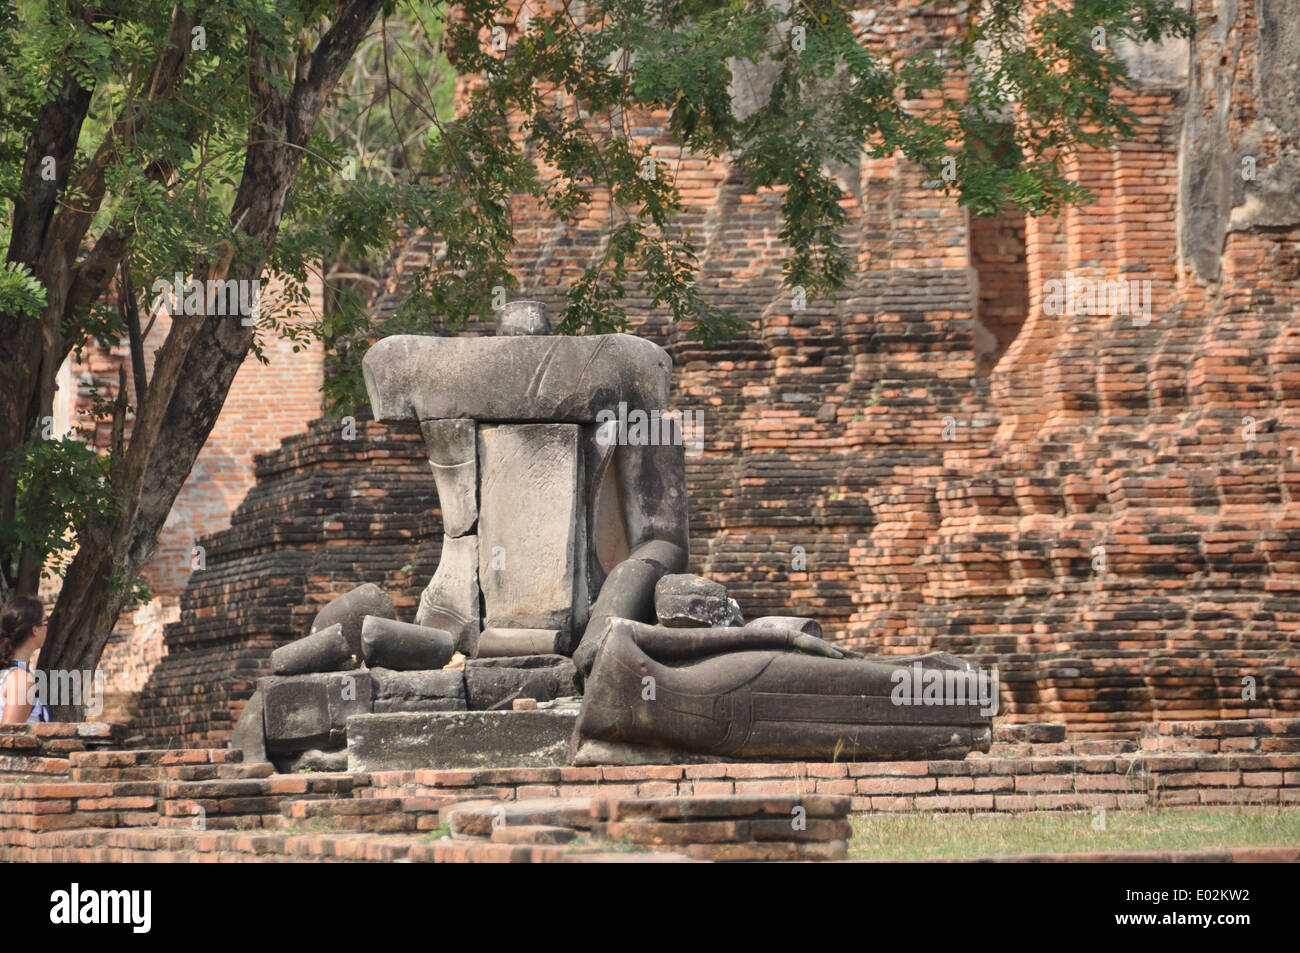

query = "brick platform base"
[3,719,1298,862]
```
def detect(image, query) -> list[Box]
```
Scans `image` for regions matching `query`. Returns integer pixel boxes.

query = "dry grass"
[848,807,1300,860]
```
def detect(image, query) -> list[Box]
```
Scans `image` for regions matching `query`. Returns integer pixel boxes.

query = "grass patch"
[423,822,451,841]
[849,808,1300,861]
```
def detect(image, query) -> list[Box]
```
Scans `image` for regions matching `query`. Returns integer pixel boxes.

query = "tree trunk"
[39,0,387,719]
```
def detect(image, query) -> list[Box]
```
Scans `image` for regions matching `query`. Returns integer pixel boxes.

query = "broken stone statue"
[236,299,994,770]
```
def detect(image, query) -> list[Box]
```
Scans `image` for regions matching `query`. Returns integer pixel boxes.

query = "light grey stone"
[311,584,394,658]
[362,333,672,424]
[476,627,561,658]
[270,623,354,676]
[746,616,822,639]
[419,418,477,538]
[346,710,578,771]
[360,615,455,670]
[654,573,736,628]
[415,533,480,657]
[478,423,586,650]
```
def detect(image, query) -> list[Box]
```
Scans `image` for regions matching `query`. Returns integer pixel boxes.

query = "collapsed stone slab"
[346,710,578,771]
[464,654,580,711]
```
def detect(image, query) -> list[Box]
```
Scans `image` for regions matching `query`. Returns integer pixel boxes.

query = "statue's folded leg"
[573,619,994,763]
[571,539,685,676]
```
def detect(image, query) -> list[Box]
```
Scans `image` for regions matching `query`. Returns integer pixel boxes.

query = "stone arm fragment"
[625,622,861,663]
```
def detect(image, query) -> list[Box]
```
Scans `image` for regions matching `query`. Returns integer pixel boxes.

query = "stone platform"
[2,719,1298,862]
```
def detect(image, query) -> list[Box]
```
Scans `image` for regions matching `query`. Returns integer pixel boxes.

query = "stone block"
[464,654,580,711]
[476,627,560,658]
[655,574,736,628]
[496,299,550,336]
[346,710,578,771]
[259,672,372,754]
[229,689,266,764]
[478,423,586,646]
[369,667,467,713]
[362,333,672,424]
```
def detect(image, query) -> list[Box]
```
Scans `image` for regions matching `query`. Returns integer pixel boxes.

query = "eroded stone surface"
[496,299,551,336]
[574,619,992,763]
[369,667,466,713]
[655,574,736,628]
[363,333,672,424]
[346,709,577,771]
[464,654,580,711]
[260,672,372,755]
[271,623,354,676]
[416,534,480,657]
[311,584,394,658]
[419,418,478,538]
[478,423,586,649]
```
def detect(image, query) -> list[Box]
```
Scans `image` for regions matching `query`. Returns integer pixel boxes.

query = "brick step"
[446,794,852,861]
[69,747,243,781]
[72,760,274,782]
[275,794,458,833]
[0,754,73,778]
[155,773,367,827]
[0,826,684,863]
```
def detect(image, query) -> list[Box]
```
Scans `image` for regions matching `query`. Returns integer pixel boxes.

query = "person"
[0,595,51,724]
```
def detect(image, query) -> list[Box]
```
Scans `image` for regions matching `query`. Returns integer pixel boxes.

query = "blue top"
[3,661,50,723]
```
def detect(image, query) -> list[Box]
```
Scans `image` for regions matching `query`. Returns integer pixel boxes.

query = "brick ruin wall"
[122,0,1299,744]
